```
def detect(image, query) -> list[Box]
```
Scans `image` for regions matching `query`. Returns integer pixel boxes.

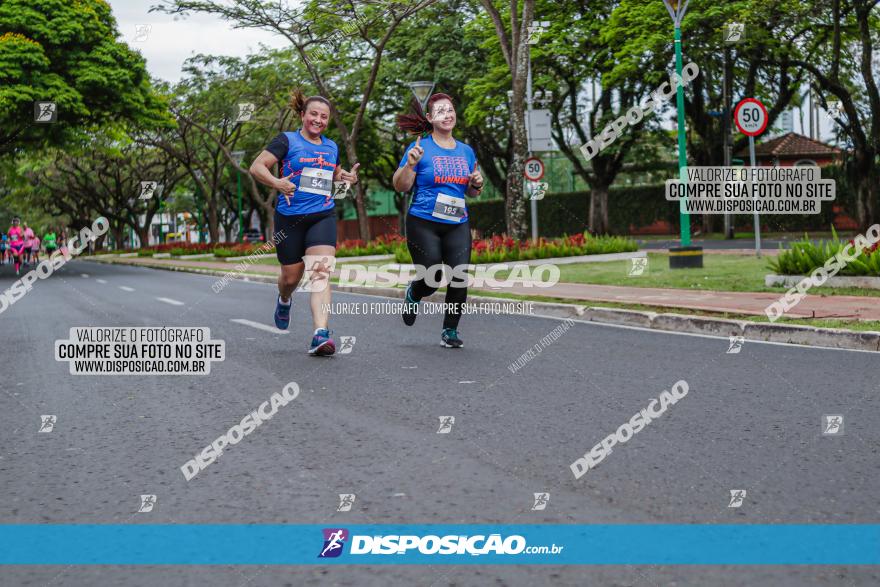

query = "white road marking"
[230,318,289,335]
[96,279,107,284]
[459,381,475,384]
[119,286,135,292]
[156,297,185,306]
[205,283,872,355]
[80,273,89,278]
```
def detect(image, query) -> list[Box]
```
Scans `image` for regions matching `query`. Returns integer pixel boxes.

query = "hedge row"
[467,176,855,237]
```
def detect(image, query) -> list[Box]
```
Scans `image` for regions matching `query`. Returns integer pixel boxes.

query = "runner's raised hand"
[468,162,483,189]
[339,162,360,184]
[406,136,424,167]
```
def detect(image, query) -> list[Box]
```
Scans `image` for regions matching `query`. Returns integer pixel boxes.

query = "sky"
[108,1,833,144]
[110,0,290,83]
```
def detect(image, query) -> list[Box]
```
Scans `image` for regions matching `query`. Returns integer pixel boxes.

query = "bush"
[168,247,209,257]
[466,187,676,236]
[213,243,272,258]
[768,227,880,276]
[337,233,406,257]
[467,174,855,237]
[393,232,637,264]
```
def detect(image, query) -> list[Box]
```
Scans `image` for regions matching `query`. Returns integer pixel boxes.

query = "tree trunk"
[589,186,609,234]
[853,150,878,230]
[507,66,529,238]
[136,226,150,248]
[342,138,369,241]
[112,226,125,250]
[207,198,219,243]
[263,200,276,243]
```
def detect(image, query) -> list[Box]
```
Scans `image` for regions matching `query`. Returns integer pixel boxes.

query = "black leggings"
[406,214,471,330]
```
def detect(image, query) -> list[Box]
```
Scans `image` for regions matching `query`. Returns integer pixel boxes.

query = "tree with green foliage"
[154,0,437,241]
[0,0,165,152]
[774,0,879,229]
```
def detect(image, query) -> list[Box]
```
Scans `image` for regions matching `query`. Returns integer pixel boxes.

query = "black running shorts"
[273,209,337,265]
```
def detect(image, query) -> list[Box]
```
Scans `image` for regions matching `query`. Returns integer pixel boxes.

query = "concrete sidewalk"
[486,282,880,321]
[90,255,880,322]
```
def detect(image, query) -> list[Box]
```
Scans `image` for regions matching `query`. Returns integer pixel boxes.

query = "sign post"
[734,98,768,258]
[524,156,545,208]
[524,157,545,182]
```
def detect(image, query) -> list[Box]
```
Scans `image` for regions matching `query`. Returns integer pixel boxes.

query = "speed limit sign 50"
[524,157,545,181]
[734,98,768,137]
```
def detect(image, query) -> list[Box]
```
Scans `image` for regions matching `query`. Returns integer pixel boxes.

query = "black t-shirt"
[265,133,289,161]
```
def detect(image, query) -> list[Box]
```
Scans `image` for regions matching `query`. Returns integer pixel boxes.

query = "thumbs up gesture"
[468,162,483,190]
[275,171,297,195]
[339,162,360,184]
[406,135,424,167]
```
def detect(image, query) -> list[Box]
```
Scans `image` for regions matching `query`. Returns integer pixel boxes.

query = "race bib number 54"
[299,167,333,197]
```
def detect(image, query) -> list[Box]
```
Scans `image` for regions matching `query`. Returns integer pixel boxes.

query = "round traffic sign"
[734,98,768,137]
[524,157,545,181]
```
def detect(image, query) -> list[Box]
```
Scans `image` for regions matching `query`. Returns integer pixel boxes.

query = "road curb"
[765,273,880,290]
[85,257,880,352]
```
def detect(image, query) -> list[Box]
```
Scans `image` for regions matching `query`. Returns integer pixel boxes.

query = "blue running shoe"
[309,328,336,356]
[274,295,291,330]
[403,283,419,326]
[441,328,463,348]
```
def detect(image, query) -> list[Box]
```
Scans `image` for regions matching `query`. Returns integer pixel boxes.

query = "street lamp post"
[722,22,744,239]
[663,0,703,268]
[407,81,435,114]
[232,151,246,243]
[194,170,205,244]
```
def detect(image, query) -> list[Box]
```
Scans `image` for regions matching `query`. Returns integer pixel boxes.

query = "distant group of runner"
[248,88,482,355]
[2,218,61,275]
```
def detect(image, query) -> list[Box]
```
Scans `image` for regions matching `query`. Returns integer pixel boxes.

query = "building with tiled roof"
[735,132,844,167]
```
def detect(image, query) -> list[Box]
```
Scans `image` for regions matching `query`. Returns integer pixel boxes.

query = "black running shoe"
[441,328,463,348]
[403,283,419,326]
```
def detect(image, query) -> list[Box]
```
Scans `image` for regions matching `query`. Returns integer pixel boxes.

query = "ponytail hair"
[396,92,454,136]
[289,88,332,117]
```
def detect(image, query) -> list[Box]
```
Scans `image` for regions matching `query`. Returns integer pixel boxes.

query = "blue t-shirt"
[398,136,477,224]
[268,130,339,216]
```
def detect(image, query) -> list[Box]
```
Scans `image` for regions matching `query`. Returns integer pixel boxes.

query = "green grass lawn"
[556,252,880,298]
[241,251,880,297]
[635,231,854,241]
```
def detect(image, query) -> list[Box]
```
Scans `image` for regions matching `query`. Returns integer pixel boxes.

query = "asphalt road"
[1,259,878,586]
[638,237,791,250]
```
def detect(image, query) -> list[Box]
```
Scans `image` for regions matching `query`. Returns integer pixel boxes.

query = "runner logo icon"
[728,489,746,508]
[319,528,349,558]
[727,336,744,354]
[336,494,356,512]
[822,414,844,435]
[437,416,455,433]
[39,415,56,432]
[138,494,157,513]
[531,493,549,511]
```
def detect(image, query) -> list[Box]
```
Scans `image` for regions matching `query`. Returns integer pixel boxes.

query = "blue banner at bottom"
[1,525,878,565]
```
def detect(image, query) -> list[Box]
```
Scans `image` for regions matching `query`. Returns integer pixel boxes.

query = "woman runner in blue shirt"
[392,93,483,348]
[250,90,360,356]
